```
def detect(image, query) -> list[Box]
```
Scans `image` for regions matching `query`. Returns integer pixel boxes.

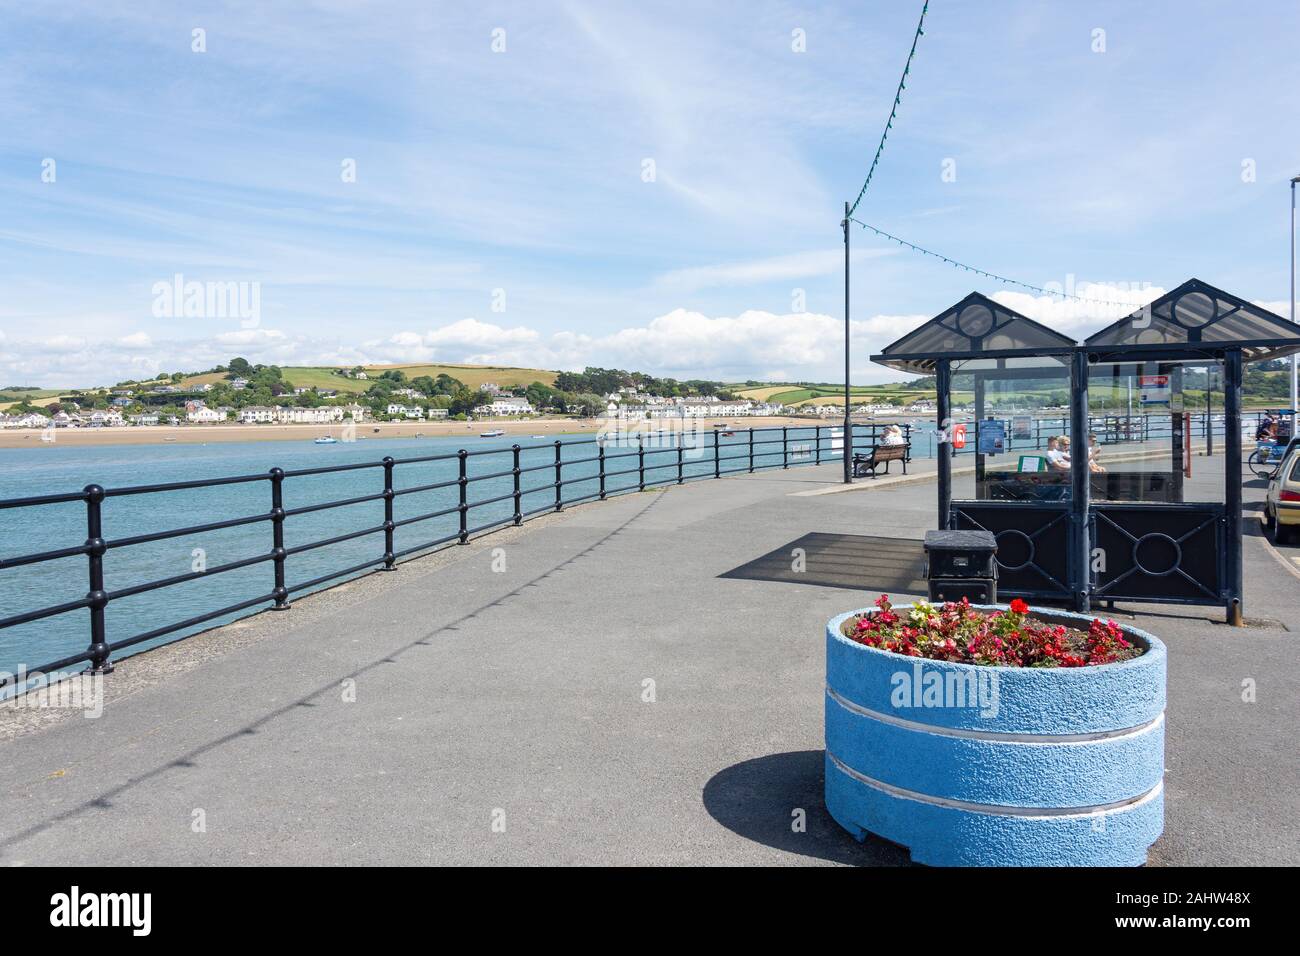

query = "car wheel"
[1273,520,1295,546]
[1264,506,1276,530]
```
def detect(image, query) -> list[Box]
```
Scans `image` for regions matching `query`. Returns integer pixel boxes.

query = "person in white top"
[1088,433,1106,473]
[880,424,906,446]
[1045,436,1070,471]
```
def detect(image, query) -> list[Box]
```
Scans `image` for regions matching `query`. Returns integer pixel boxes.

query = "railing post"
[782,426,789,468]
[713,430,720,478]
[457,450,469,543]
[816,426,823,463]
[676,437,684,484]
[83,484,113,674]
[553,440,563,511]
[638,437,646,491]
[598,440,607,499]
[512,444,523,523]
[381,457,396,570]
[748,429,754,472]
[269,468,289,608]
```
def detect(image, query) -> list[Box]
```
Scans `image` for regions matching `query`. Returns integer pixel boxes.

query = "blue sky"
[1,0,1298,386]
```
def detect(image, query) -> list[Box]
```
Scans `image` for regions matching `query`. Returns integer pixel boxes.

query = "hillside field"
[180,363,560,394]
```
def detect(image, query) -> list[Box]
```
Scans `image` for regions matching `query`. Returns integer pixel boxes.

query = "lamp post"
[1291,176,1299,438]
[842,200,852,484]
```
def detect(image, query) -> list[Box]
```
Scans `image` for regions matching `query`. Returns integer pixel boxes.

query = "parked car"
[1264,443,1300,545]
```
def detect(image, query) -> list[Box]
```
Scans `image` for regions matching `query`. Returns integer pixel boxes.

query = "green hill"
[180,363,559,394]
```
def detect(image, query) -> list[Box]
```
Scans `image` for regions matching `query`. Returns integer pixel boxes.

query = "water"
[0,427,832,676]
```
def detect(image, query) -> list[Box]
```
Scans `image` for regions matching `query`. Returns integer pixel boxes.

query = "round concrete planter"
[824,603,1166,866]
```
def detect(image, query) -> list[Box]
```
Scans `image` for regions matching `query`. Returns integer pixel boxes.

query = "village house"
[275,406,345,425]
[239,406,276,424]
[0,412,52,429]
[473,396,534,417]
[88,409,125,427]
[129,412,160,426]
[386,403,425,420]
[186,404,225,423]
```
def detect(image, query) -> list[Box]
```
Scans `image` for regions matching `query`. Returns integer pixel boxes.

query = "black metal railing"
[936,411,1276,458]
[0,422,909,686]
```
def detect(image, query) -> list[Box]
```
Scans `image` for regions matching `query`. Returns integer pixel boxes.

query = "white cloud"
[117,331,153,349]
[1253,300,1297,320]
[653,248,894,293]
[35,335,88,353]
[989,283,1166,339]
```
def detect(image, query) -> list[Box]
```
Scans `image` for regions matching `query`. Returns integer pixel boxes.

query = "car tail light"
[1281,490,1300,502]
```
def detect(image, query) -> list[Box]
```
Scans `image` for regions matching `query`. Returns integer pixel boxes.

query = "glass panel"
[1087,282,1300,351]
[950,355,1072,504]
[883,295,1075,359]
[1086,360,1225,505]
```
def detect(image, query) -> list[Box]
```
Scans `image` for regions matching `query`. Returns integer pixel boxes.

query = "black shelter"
[872,279,1300,624]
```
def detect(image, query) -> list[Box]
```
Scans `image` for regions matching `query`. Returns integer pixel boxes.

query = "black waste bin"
[924,529,997,604]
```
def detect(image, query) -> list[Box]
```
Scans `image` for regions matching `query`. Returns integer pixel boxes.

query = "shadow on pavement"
[718,533,926,594]
[702,749,911,866]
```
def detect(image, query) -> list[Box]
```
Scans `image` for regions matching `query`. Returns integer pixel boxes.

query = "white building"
[276,406,345,424]
[386,404,425,420]
[129,412,160,426]
[1,412,51,429]
[485,396,534,416]
[676,399,753,418]
[239,406,277,424]
[187,406,224,423]
[229,378,249,390]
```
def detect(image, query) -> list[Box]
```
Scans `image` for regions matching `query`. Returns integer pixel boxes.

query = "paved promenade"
[1,460,1295,865]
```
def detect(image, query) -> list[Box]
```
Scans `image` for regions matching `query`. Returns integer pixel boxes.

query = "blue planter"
[824,604,1165,866]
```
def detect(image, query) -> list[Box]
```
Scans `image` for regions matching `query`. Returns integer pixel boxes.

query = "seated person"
[879,424,907,446]
[1088,433,1106,473]
[1256,416,1276,443]
[1045,436,1071,472]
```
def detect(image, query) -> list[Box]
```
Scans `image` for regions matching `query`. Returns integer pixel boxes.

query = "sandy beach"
[0,415,841,449]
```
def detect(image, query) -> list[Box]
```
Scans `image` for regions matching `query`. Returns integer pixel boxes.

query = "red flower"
[1009,598,1030,615]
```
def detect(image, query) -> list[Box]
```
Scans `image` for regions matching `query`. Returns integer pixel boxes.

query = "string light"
[849,217,1149,310]
[848,1,929,217]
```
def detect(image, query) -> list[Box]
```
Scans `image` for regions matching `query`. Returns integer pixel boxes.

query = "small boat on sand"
[480,429,505,438]
[314,436,338,444]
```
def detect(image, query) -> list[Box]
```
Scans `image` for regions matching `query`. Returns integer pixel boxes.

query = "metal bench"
[853,443,909,478]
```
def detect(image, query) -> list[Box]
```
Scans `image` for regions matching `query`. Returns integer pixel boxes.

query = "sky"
[1,0,1299,388]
